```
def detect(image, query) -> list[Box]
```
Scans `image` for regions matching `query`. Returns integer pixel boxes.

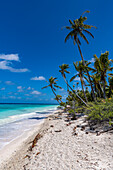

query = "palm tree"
[70,61,88,102]
[90,74,102,98]
[59,64,87,106]
[94,51,113,98]
[42,76,63,104]
[64,11,96,101]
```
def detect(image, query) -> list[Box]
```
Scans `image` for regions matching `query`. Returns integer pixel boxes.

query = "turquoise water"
[0,104,58,149]
[0,104,58,125]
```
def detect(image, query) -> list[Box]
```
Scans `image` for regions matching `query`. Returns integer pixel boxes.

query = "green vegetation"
[42,11,113,126]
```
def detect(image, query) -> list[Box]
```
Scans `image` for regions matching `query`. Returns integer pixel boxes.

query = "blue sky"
[0,0,113,103]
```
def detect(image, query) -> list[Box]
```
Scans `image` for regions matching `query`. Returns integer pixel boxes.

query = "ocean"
[0,103,58,149]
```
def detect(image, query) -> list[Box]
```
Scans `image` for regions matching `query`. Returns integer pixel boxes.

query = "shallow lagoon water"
[0,104,58,149]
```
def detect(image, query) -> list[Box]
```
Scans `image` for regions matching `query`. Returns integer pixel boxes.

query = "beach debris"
[50,125,54,127]
[77,125,80,127]
[85,131,89,134]
[72,126,78,135]
[31,133,42,150]
[72,132,78,136]
[23,165,26,170]
[54,130,62,132]
[24,155,30,159]
[66,122,72,126]
[81,126,85,131]
[36,152,40,156]
[90,126,95,131]
[96,132,101,136]
[73,126,77,131]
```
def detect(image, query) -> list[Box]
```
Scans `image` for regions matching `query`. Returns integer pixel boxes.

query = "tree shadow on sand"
[28,116,47,120]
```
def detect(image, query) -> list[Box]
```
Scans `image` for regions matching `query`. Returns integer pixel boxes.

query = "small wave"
[0,105,58,126]
[0,112,37,126]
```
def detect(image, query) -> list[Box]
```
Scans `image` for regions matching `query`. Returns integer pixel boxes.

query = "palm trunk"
[80,76,88,102]
[77,42,96,101]
[103,80,106,99]
[63,75,88,106]
[51,87,62,105]
[98,82,103,98]
[96,84,101,98]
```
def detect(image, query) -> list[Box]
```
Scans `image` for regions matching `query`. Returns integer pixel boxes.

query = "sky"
[0,0,113,103]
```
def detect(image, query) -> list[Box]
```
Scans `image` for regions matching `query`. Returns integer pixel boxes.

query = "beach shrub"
[85,100,113,124]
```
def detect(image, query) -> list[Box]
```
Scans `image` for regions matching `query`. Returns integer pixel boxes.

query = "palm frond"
[84,76,89,82]
[108,73,113,77]
[82,10,90,16]
[73,62,78,71]
[42,85,49,89]
[83,24,97,29]
[65,70,70,74]
[79,32,89,44]
[54,85,62,89]
[69,19,74,26]
[62,26,72,30]
[70,75,77,82]
[65,30,74,43]
[83,29,94,38]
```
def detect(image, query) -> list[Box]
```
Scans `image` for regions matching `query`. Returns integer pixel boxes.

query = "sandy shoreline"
[0,110,113,170]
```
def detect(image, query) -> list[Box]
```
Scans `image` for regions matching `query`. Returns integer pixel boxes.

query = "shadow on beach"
[28,116,47,121]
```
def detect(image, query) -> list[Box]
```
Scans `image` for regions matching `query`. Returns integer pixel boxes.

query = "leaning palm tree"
[42,76,63,104]
[59,64,87,106]
[64,10,96,101]
[94,51,113,98]
[70,61,88,102]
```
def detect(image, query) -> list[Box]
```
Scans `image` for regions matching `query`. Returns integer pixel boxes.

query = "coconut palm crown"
[64,10,96,101]
[42,76,62,91]
[64,10,96,46]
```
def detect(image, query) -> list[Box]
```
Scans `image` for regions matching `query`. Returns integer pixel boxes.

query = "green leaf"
[70,75,77,82]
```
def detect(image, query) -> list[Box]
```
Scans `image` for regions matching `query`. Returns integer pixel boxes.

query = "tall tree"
[94,51,113,98]
[64,11,96,101]
[59,64,87,106]
[42,76,63,104]
[70,61,89,102]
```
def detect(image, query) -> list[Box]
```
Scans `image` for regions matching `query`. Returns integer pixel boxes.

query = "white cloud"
[0,54,19,61]
[74,77,81,81]
[17,86,22,89]
[25,94,30,96]
[58,88,64,91]
[5,81,14,85]
[1,87,5,90]
[0,54,29,73]
[17,86,24,92]
[27,87,31,90]
[31,76,46,81]
[88,57,95,63]
[74,77,85,81]
[9,96,16,99]
[31,90,41,95]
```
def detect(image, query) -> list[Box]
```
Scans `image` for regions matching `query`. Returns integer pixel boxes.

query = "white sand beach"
[0,110,113,170]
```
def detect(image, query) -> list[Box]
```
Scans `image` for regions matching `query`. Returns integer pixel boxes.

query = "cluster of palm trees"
[42,11,113,107]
